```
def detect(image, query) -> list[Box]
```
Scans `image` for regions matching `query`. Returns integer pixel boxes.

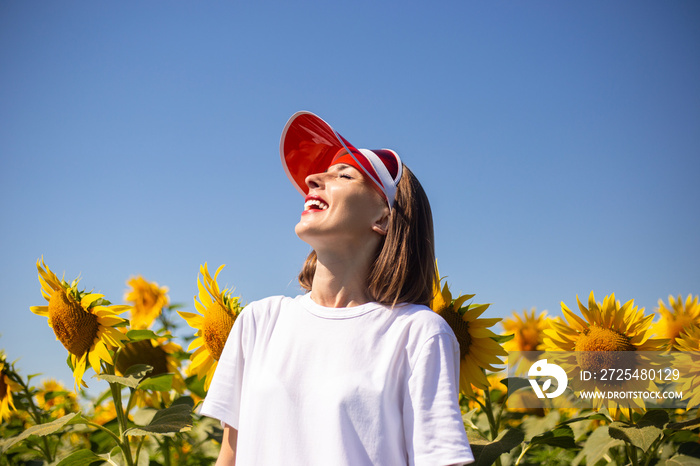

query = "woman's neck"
[309,249,374,308]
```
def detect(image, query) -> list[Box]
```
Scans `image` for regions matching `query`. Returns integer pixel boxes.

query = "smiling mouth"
[304,199,329,212]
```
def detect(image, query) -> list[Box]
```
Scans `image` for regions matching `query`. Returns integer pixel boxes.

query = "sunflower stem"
[514,444,531,466]
[163,436,172,466]
[85,420,123,445]
[105,364,135,466]
[135,436,147,465]
[481,387,504,466]
[8,368,54,463]
[627,443,639,466]
[125,387,136,420]
[641,433,664,466]
[482,386,500,440]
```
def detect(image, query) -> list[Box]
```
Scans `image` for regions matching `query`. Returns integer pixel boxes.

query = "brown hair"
[298,165,436,307]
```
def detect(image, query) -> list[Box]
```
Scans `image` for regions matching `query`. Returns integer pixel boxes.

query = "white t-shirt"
[200,294,474,466]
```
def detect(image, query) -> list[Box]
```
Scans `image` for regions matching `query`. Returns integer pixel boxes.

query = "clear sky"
[1,1,698,390]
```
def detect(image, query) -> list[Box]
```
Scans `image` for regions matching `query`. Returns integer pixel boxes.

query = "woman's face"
[295,163,389,253]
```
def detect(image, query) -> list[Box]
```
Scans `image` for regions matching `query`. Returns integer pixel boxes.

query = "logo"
[528,359,568,399]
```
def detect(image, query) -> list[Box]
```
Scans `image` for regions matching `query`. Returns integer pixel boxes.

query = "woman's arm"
[215,424,238,465]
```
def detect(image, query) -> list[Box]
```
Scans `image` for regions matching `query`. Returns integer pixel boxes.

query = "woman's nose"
[305,172,324,190]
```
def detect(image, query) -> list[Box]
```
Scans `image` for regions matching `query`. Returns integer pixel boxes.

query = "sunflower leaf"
[126,329,160,342]
[636,409,669,429]
[560,412,611,425]
[492,333,515,344]
[572,426,624,466]
[668,417,700,431]
[137,373,174,392]
[87,297,111,308]
[26,373,43,383]
[609,421,663,453]
[124,397,194,436]
[501,377,531,395]
[95,365,153,388]
[528,425,578,449]
[55,448,104,466]
[185,374,207,400]
[0,412,88,453]
[467,428,524,466]
[678,442,700,458]
[664,455,700,466]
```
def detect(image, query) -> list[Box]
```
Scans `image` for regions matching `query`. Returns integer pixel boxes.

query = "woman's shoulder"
[239,294,303,321]
[242,294,295,313]
[392,303,455,338]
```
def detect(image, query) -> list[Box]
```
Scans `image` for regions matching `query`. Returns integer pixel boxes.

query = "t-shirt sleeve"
[199,305,253,430]
[403,332,474,466]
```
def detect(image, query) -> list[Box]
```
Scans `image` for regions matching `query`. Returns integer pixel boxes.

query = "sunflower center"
[575,326,635,352]
[0,373,8,400]
[203,302,235,361]
[440,308,472,359]
[138,291,157,309]
[115,340,169,377]
[574,325,635,374]
[519,325,541,352]
[48,290,98,357]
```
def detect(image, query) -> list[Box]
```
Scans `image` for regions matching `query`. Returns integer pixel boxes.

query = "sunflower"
[34,379,79,419]
[673,325,700,409]
[1,355,21,423]
[114,336,186,407]
[651,294,700,350]
[430,270,507,397]
[30,258,130,390]
[178,263,242,391]
[502,308,549,353]
[124,276,170,330]
[543,292,667,413]
[503,308,550,372]
[544,291,666,354]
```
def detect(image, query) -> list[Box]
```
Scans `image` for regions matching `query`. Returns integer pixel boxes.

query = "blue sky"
[1,1,698,391]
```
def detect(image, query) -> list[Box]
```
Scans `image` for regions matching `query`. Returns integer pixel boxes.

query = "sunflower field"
[1,258,699,465]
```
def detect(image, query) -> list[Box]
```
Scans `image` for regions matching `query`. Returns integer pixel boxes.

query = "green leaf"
[124,397,194,436]
[561,412,611,425]
[468,428,524,466]
[528,425,578,449]
[56,449,104,466]
[636,409,669,428]
[132,407,157,426]
[664,455,700,466]
[668,416,700,431]
[501,377,532,395]
[185,374,207,400]
[678,442,700,458]
[126,329,160,342]
[492,333,515,344]
[137,373,174,392]
[572,426,624,466]
[44,390,71,402]
[88,297,111,308]
[0,412,88,453]
[609,421,662,453]
[94,365,153,388]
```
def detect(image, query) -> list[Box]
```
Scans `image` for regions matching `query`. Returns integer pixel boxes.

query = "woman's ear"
[371,208,390,236]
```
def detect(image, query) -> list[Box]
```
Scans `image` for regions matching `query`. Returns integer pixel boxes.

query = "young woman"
[201,112,474,465]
